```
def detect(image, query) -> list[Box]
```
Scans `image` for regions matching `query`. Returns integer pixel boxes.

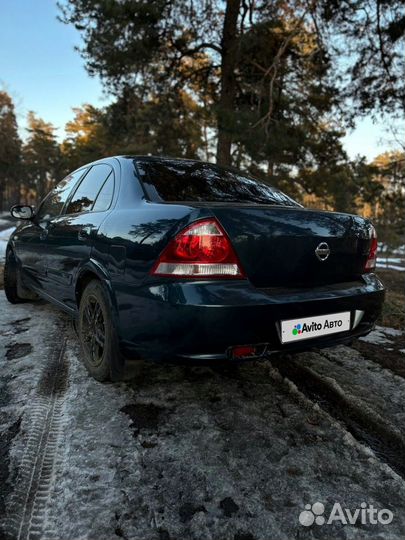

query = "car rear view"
[120,158,385,362]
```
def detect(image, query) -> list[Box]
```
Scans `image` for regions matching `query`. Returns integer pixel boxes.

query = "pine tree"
[0,91,22,210]
[22,112,61,203]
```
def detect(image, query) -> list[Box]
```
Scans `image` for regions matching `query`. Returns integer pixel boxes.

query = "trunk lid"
[207,205,372,287]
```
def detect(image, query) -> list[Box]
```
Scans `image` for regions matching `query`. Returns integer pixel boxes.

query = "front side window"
[136,159,299,206]
[65,164,113,215]
[36,168,87,221]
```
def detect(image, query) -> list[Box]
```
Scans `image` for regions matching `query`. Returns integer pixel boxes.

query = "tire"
[4,249,26,304]
[78,279,142,382]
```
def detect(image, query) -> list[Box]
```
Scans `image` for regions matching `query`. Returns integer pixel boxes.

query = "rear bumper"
[115,273,385,361]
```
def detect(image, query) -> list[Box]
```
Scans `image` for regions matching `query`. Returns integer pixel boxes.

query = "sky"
[0,0,399,162]
[0,0,109,137]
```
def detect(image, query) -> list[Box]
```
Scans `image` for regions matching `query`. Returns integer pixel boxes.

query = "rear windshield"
[136,159,299,206]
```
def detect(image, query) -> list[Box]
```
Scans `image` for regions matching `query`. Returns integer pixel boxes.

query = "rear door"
[15,168,87,293]
[42,163,115,308]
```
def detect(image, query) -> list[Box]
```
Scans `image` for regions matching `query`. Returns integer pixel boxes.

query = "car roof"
[118,155,207,165]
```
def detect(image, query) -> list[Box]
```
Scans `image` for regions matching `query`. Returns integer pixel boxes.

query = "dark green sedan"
[4,156,384,381]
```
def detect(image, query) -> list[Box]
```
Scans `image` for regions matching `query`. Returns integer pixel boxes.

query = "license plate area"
[280,311,351,344]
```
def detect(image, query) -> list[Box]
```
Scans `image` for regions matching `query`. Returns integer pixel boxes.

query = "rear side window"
[136,159,299,206]
[66,164,113,214]
[92,173,115,212]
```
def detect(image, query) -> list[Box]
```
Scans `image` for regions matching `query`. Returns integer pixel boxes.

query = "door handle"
[78,226,92,241]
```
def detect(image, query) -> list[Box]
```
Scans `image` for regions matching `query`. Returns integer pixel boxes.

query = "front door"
[42,163,115,309]
[15,167,87,295]
[13,219,48,291]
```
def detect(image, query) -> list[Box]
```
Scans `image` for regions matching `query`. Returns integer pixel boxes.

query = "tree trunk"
[216,0,241,166]
[0,182,3,211]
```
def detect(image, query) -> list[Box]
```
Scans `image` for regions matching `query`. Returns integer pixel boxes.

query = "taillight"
[151,218,245,278]
[365,226,378,272]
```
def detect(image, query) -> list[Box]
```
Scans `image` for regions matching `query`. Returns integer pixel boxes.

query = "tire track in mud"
[351,339,405,380]
[270,354,405,480]
[3,336,68,540]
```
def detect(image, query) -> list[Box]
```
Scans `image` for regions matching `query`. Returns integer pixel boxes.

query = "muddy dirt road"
[0,295,404,540]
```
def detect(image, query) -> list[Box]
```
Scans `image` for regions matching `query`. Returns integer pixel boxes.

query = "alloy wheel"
[81,294,106,366]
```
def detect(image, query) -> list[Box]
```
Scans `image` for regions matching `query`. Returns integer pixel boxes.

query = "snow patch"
[379,244,405,256]
[359,325,402,345]
[0,226,15,260]
[377,263,405,272]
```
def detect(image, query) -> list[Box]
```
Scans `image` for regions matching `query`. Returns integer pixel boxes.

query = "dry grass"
[377,269,405,330]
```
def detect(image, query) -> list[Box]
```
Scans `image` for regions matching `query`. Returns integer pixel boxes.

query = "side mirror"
[10,205,35,220]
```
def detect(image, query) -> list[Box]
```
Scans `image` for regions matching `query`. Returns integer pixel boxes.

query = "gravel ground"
[1,295,405,540]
